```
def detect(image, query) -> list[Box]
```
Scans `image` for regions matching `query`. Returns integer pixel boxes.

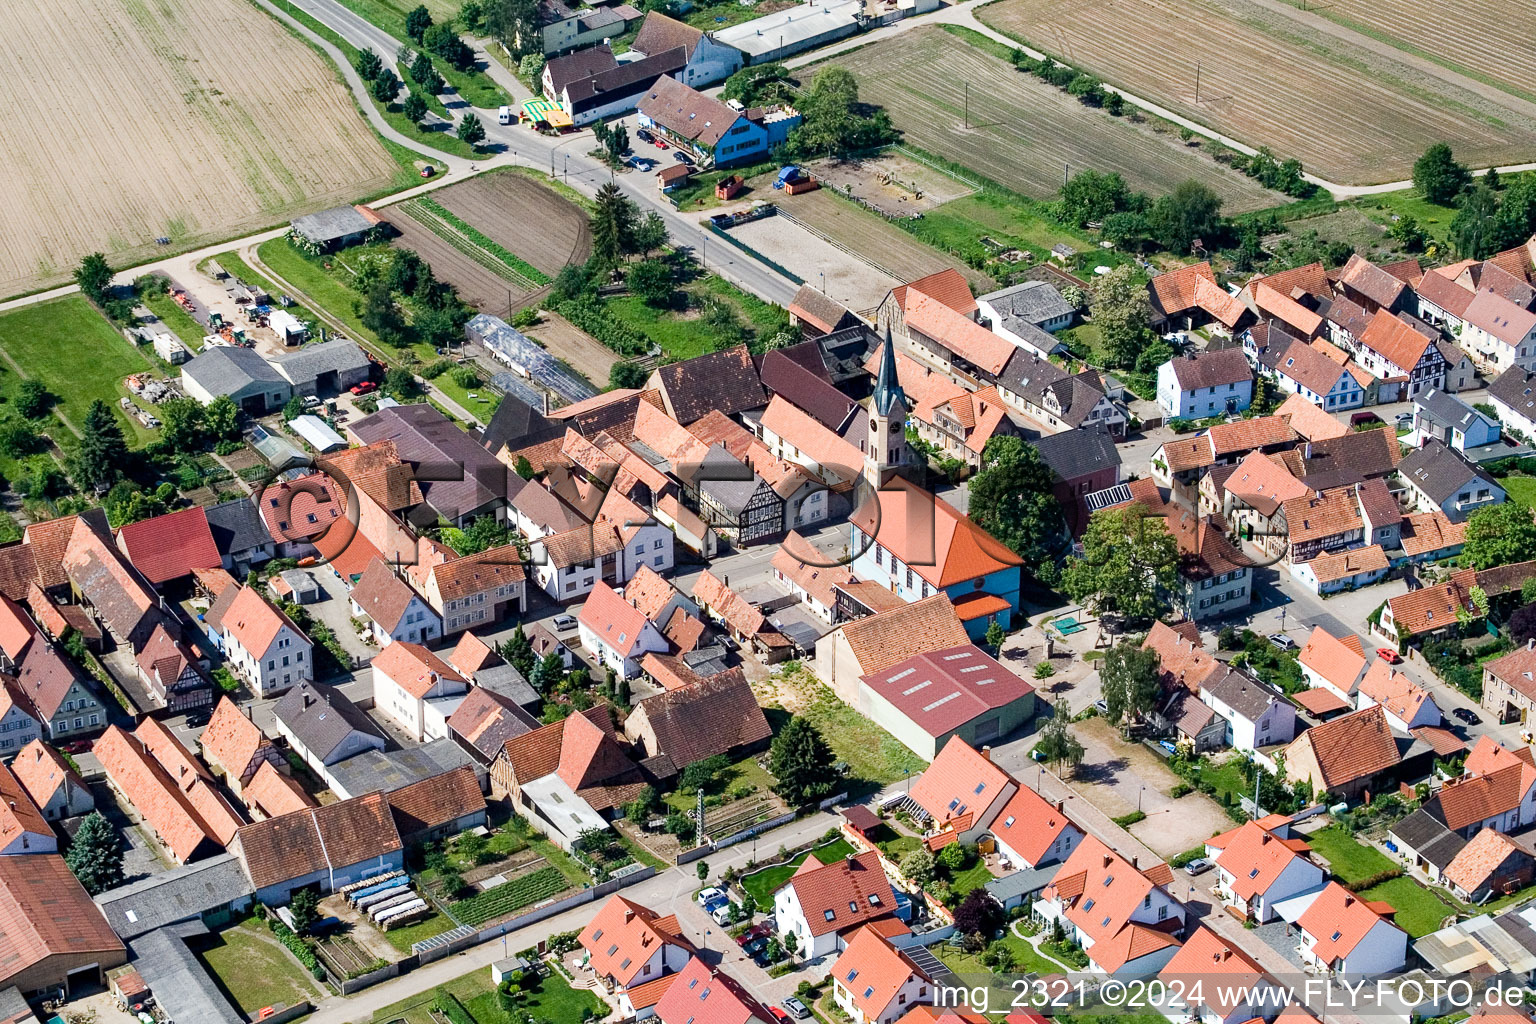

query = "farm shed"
[181,346,291,414]
[713,0,864,64]
[272,338,370,396]
[267,309,307,345]
[154,334,190,364]
[289,415,348,453]
[289,205,381,252]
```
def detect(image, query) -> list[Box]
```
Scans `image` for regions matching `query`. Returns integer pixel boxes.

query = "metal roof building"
[466,313,596,404]
[289,415,348,453]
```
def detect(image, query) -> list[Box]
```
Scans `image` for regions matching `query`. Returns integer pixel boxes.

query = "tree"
[205,395,241,441]
[452,514,513,555]
[65,812,124,894]
[1097,638,1162,727]
[1035,699,1084,775]
[531,651,565,693]
[424,22,475,69]
[0,422,41,459]
[966,436,1064,565]
[680,754,731,793]
[984,620,1006,654]
[983,940,1018,972]
[382,366,420,401]
[75,399,128,489]
[355,48,383,81]
[513,454,535,479]
[405,4,433,41]
[1147,180,1224,254]
[411,52,445,95]
[1090,264,1154,368]
[290,888,320,933]
[721,63,793,106]
[1413,143,1471,205]
[1104,91,1125,116]
[501,624,536,676]
[1510,603,1536,643]
[400,91,430,127]
[74,252,113,303]
[485,0,540,55]
[769,717,837,804]
[628,259,675,308]
[159,397,206,452]
[603,123,630,165]
[1061,504,1180,622]
[1390,214,1428,253]
[796,67,858,156]
[696,859,710,882]
[1066,73,1105,107]
[899,849,935,884]
[937,841,968,873]
[1451,183,1503,260]
[519,53,545,83]
[372,67,401,103]
[1101,211,1153,252]
[1463,502,1536,569]
[1060,170,1130,228]
[591,184,638,265]
[634,212,668,256]
[458,112,486,148]
[953,888,1003,939]
[14,380,53,420]
[609,361,649,390]
[361,280,409,346]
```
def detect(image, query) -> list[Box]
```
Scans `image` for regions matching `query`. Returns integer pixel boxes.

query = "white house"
[975,281,1074,357]
[988,784,1084,870]
[773,850,897,961]
[1411,389,1499,452]
[1205,818,1326,924]
[372,641,469,743]
[1461,290,1536,373]
[1200,668,1298,753]
[1354,660,1441,731]
[830,925,933,1024]
[0,765,55,855]
[1489,365,1536,441]
[1159,927,1289,1024]
[1397,440,1507,523]
[630,13,743,88]
[1298,626,1369,703]
[577,581,670,680]
[1355,310,1447,401]
[1294,882,1408,976]
[349,557,442,647]
[576,895,693,1018]
[1156,349,1253,420]
[216,584,313,698]
[1033,835,1186,977]
[0,679,43,757]
[9,740,93,822]
[1258,335,1368,412]
[907,737,1018,842]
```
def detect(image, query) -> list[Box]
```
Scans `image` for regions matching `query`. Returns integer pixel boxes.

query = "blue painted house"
[636,76,801,169]
[849,476,1023,640]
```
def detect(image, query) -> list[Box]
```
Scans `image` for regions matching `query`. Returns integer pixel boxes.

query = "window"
[1158,905,1168,921]
[905,568,913,589]
[1083,898,1095,912]
[824,909,836,921]
[653,539,663,550]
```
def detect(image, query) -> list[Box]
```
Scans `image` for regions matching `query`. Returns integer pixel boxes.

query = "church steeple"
[865,327,910,489]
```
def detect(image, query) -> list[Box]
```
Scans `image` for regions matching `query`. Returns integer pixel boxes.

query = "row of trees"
[1058,170,1230,257]
[1413,143,1536,259]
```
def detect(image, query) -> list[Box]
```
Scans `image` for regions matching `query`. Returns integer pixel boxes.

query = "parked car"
[184,707,212,728]
[695,887,724,907]
[552,614,577,632]
[653,137,669,150]
[349,381,377,396]
[710,902,735,926]
[1453,707,1481,725]
[1094,698,1110,716]
[736,924,769,946]
[636,127,654,143]
[1269,633,1298,651]
[62,739,92,754]
[1158,740,1178,755]
[1376,647,1401,663]
[1350,411,1383,428]
[770,1009,790,1022]
[784,997,811,1020]
[1184,857,1213,876]
[420,165,436,178]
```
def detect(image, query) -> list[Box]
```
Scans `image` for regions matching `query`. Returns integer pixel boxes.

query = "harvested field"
[429,172,591,278]
[824,27,1282,210]
[0,0,401,299]
[526,314,617,393]
[978,0,1536,184]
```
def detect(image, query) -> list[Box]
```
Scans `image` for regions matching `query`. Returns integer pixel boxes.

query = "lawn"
[775,668,928,794]
[141,288,208,350]
[1306,824,1397,887]
[194,919,321,1016]
[1499,474,1536,508]
[937,927,1068,977]
[740,838,857,907]
[1199,759,1251,808]
[464,969,606,1023]
[383,909,458,953]
[0,296,158,441]
[947,853,995,897]
[863,822,921,861]
[1349,190,1461,248]
[1357,876,1458,938]
[662,752,779,814]
[602,267,793,361]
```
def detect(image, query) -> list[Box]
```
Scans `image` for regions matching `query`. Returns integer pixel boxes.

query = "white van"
[498,105,513,125]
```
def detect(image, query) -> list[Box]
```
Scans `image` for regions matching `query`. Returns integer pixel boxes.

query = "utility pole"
[1195,62,1201,104]
[1064,162,1069,187]
[964,82,969,130]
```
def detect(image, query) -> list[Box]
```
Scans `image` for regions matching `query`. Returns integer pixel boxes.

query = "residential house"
[1156,348,1254,420]
[1276,393,1349,441]
[214,585,311,697]
[1483,641,1536,723]
[1151,415,1299,495]
[1443,829,1534,903]
[1290,545,1391,596]
[94,718,245,864]
[421,545,526,636]
[386,764,487,843]
[1033,836,1186,977]
[1338,254,1410,314]
[62,516,165,651]
[1258,334,1369,411]
[1144,620,1221,694]
[0,764,53,854]
[636,77,799,168]
[1217,450,1310,547]
[1160,926,1286,1024]
[578,895,694,1016]
[1282,704,1401,802]
[521,0,640,55]
[629,12,742,87]
[9,739,92,821]
[1398,510,1468,565]
[232,792,403,905]
[857,645,1036,760]
[1148,262,1250,335]
[773,849,898,960]
[579,581,671,680]
[243,760,315,820]
[1398,440,1506,522]
[813,595,971,700]
[0,854,125,996]
[543,45,689,126]
[1355,660,1441,731]
[199,697,282,800]
[135,624,211,714]
[1376,568,1486,642]
[1294,881,1407,976]
[349,558,442,646]
[1460,290,1536,373]
[1387,808,1467,886]
[1489,365,1536,441]
[622,669,770,769]
[995,353,1127,437]
[758,394,865,492]
[1200,667,1298,753]
[654,956,773,1024]
[975,280,1075,356]
[446,685,540,765]
[907,737,1018,844]
[692,570,792,662]
[1251,282,1324,339]
[772,530,857,624]
[273,679,386,773]
[830,925,934,1024]
[1205,818,1324,924]
[372,641,469,743]
[0,596,34,675]
[1035,426,1122,535]
[1411,389,1500,452]
[849,477,1023,641]
[1355,310,1447,401]
[114,505,221,588]
[988,783,1084,871]
[1415,263,1479,334]
[1422,764,1536,839]
[0,675,41,757]
[1298,626,1369,703]
[16,643,103,740]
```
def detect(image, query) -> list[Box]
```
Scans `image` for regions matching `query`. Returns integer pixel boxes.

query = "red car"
[62,739,92,754]
[653,138,669,150]
[1376,647,1401,663]
[349,381,378,396]
[769,1010,790,1023]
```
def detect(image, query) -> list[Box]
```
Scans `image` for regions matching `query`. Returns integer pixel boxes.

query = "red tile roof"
[852,477,1021,589]
[1360,310,1433,373]
[1276,394,1348,441]
[115,505,221,585]
[832,924,931,1021]
[24,515,88,590]
[1151,262,1246,328]
[1213,821,1315,903]
[1286,704,1400,790]
[1429,765,1530,831]
[387,764,486,837]
[783,849,897,937]
[1045,835,1176,951]
[0,595,35,666]
[654,955,773,1024]
[1143,620,1219,693]
[94,720,245,861]
[580,581,655,658]
[243,760,314,819]
[1356,660,1432,722]
[200,696,275,786]
[991,784,1078,866]
[834,595,970,677]
[895,269,978,317]
[0,854,124,983]
[692,570,766,638]
[1159,926,1266,1014]
[0,763,50,851]
[235,791,402,890]
[627,669,769,768]
[1293,688,1351,716]
[223,585,306,657]
[579,895,695,988]
[9,739,85,814]
[909,737,1013,828]
[372,641,465,700]
[1296,881,1401,964]
[1444,827,1526,895]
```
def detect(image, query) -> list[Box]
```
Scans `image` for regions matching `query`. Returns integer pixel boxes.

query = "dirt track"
[0,0,400,299]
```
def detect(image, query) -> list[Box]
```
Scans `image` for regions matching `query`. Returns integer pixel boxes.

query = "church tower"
[864,328,911,489]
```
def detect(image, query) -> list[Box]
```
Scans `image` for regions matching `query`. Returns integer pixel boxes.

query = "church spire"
[872,326,907,418]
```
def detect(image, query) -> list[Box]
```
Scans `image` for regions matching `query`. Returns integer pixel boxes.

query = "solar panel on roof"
[1085,482,1134,511]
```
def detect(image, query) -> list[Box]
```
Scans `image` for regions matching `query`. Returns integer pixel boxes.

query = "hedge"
[1343,868,1404,893]
[555,299,646,356]
[268,917,325,979]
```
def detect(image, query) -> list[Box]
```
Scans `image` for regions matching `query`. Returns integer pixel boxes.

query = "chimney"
[1261,832,1271,845]
[979,746,991,762]
[1344,895,1355,908]
[623,908,635,922]
[179,766,186,778]
[1131,855,1138,869]
[543,391,551,416]
[1055,801,1064,812]
[1103,854,1113,868]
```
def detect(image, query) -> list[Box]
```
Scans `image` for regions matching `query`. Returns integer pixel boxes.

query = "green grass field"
[1499,474,1536,508]
[142,290,208,350]
[1357,876,1458,937]
[1307,825,1396,886]
[602,272,793,361]
[938,927,1068,976]
[789,684,928,793]
[195,920,322,1016]
[373,962,603,1024]
[740,838,857,906]
[328,0,508,108]
[0,296,158,441]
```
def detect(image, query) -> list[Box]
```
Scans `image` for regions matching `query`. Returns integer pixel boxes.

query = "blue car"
[1159,740,1178,755]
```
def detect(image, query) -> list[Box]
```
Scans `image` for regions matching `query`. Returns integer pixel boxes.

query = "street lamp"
[1138,785,1146,813]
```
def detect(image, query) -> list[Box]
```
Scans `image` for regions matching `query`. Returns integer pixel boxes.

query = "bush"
[1112,810,1147,827]
[1033,661,1055,679]
[268,916,324,979]
[1343,868,1404,892]
[420,358,455,378]
[1171,783,1193,798]
[767,962,797,978]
